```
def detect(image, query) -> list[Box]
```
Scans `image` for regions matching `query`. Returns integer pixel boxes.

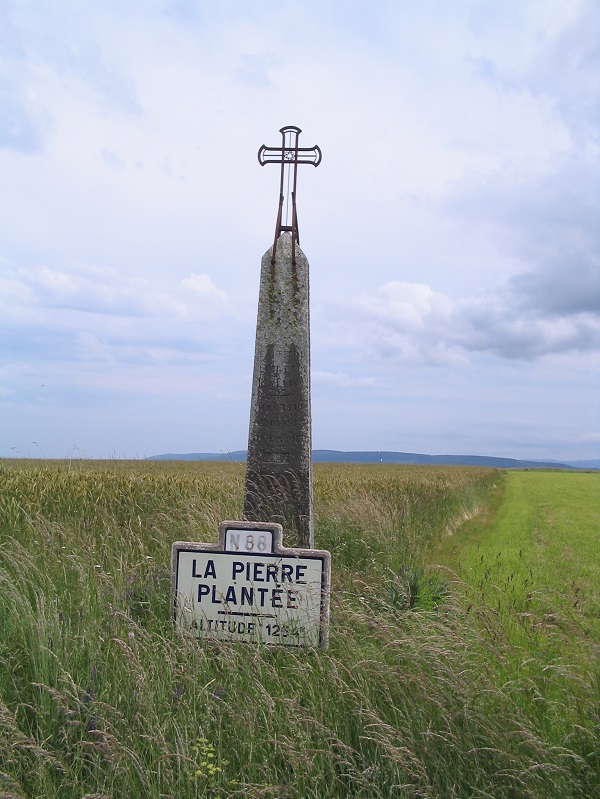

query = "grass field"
[432,470,600,655]
[0,459,598,798]
[430,469,600,758]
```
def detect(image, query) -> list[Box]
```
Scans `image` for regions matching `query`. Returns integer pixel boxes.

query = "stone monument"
[170,128,330,649]
[243,126,321,549]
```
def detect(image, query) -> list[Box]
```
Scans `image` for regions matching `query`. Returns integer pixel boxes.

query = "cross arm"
[258,144,322,167]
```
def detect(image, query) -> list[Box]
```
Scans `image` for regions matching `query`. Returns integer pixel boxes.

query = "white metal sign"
[171,521,331,649]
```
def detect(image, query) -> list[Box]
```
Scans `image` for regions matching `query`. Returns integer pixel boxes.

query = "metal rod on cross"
[258,126,322,264]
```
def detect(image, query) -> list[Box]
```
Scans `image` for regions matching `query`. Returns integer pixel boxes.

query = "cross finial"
[258,126,321,264]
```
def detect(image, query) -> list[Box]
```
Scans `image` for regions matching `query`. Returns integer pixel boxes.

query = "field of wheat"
[0,459,597,798]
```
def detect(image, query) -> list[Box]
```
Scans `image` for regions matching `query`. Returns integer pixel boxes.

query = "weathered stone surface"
[244,233,313,548]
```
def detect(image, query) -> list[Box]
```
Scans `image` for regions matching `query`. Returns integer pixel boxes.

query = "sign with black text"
[171,521,331,649]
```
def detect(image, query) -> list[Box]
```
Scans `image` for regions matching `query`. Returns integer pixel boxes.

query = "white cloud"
[0,259,235,370]
[180,273,228,302]
[4,262,230,320]
[526,0,600,141]
[101,149,126,171]
[10,262,174,317]
[312,371,375,389]
[1,0,598,460]
[360,282,454,332]
[0,5,51,153]
[357,266,600,364]
[580,432,600,443]
[234,53,278,88]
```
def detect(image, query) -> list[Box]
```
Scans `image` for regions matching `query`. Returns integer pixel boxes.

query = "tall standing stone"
[244,232,313,549]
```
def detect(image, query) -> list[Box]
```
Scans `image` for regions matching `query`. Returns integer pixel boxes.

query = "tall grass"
[430,469,600,786]
[0,460,597,798]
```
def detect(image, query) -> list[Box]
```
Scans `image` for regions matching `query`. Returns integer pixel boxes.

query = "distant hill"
[148,450,580,469]
[532,458,600,470]
[148,451,248,462]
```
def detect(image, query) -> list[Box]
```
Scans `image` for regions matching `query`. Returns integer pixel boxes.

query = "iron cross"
[258,126,321,264]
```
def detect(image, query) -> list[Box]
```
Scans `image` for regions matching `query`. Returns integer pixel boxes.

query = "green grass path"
[433,469,600,656]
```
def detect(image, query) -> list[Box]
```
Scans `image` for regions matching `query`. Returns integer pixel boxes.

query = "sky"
[1,0,599,462]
